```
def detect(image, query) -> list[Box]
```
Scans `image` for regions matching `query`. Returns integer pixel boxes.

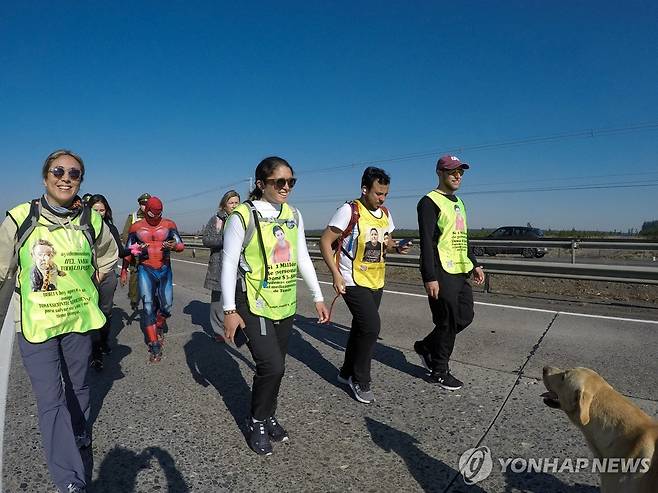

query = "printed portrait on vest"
[271,225,292,264]
[454,204,465,232]
[30,239,66,292]
[362,227,382,263]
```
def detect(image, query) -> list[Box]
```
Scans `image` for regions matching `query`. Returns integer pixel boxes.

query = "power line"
[289,179,658,204]
[166,178,250,203]
[122,121,658,217]
[293,121,658,176]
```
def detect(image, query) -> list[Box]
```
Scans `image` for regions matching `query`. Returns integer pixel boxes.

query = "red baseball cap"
[437,155,470,171]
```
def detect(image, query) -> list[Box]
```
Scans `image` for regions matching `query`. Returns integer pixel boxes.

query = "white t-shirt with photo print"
[328,203,395,287]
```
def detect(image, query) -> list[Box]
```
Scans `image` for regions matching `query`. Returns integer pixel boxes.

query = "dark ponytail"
[248,156,294,201]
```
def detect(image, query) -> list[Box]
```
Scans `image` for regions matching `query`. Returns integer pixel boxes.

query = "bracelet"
[223,309,237,315]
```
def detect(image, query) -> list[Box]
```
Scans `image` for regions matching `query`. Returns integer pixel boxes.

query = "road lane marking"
[0,298,16,493]
[171,258,658,325]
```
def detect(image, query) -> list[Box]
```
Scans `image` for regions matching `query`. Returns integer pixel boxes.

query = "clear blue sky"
[1,1,657,233]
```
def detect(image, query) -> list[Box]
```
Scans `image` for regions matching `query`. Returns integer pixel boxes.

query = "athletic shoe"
[348,377,375,404]
[148,342,162,363]
[100,343,112,355]
[90,357,103,372]
[74,433,91,449]
[428,371,463,390]
[336,369,350,385]
[414,340,432,372]
[266,416,289,442]
[60,484,86,493]
[248,420,273,456]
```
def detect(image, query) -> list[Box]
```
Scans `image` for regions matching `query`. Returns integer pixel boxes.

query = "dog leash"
[326,292,342,323]
[442,311,560,492]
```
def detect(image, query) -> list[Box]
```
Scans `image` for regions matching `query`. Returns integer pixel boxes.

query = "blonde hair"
[219,190,240,212]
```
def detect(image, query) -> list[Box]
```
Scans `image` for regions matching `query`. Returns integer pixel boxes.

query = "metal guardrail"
[179,235,658,285]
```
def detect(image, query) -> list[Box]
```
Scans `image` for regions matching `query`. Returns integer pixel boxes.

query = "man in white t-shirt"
[319,167,411,404]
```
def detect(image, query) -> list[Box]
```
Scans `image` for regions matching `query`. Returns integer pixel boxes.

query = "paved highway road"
[2,257,658,492]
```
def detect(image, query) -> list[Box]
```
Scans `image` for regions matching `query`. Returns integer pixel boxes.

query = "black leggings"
[235,288,294,421]
[341,285,383,385]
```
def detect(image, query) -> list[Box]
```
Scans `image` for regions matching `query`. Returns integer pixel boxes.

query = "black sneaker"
[100,343,112,355]
[60,484,86,493]
[266,416,289,442]
[414,341,432,372]
[74,433,91,449]
[248,420,273,455]
[148,342,162,363]
[90,357,103,372]
[348,377,375,404]
[337,368,350,385]
[428,371,463,390]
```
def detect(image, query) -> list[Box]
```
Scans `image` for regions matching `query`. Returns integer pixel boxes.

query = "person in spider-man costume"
[120,196,185,362]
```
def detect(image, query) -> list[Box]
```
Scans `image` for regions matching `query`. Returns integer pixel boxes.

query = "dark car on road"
[473,226,547,258]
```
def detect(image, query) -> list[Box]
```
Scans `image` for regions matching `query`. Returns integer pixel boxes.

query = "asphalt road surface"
[2,257,658,492]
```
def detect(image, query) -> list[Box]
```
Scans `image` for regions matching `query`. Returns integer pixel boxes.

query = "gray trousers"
[210,290,224,334]
[18,331,91,491]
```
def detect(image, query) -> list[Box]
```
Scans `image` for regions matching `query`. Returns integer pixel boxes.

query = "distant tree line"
[640,220,658,238]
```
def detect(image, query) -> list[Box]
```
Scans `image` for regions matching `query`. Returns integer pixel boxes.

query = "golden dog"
[542,366,658,492]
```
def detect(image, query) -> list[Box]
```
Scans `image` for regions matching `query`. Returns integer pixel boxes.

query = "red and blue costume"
[121,197,184,361]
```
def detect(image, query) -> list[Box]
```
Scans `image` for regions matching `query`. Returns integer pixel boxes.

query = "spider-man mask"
[144,197,163,226]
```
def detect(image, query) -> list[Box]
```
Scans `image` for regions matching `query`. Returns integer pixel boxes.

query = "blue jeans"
[138,264,173,326]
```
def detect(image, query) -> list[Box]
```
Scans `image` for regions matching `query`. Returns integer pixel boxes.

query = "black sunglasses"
[265,177,297,189]
[49,166,82,181]
[441,168,465,176]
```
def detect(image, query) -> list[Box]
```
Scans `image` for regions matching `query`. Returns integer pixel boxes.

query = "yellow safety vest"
[8,202,106,343]
[351,200,391,289]
[233,202,299,320]
[426,190,473,274]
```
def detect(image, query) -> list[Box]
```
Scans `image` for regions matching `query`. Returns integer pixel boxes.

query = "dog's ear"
[575,389,593,426]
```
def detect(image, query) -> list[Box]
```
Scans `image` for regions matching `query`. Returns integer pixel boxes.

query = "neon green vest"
[426,191,474,275]
[351,200,391,289]
[8,203,106,343]
[234,202,298,320]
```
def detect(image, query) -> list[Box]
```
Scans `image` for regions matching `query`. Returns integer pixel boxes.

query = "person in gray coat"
[202,190,241,339]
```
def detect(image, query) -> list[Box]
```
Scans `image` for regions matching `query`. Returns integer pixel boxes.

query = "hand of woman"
[472,266,485,285]
[315,301,330,324]
[224,312,245,344]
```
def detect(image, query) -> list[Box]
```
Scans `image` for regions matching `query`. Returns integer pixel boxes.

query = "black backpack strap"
[78,204,97,246]
[9,199,42,276]
[15,199,41,242]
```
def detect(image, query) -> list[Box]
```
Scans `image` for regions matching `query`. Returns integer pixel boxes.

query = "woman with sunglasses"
[201,189,241,341]
[221,156,329,456]
[87,194,125,370]
[0,150,119,493]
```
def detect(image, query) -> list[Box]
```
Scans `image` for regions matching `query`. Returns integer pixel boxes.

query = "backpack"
[331,200,389,264]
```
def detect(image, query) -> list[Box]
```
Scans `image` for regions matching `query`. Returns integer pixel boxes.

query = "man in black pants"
[320,167,410,404]
[415,155,485,390]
